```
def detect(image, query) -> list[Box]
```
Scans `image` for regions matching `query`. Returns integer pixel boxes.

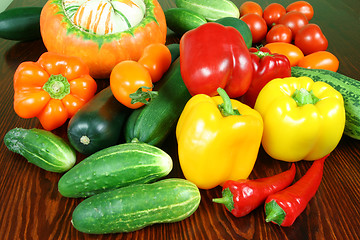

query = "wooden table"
[1,0,359,239]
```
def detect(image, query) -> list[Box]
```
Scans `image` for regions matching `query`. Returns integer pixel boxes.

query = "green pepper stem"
[265,200,286,225]
[212,188,235,212]
[291,88,320,107]
[253,51,273,58]
[129,86,158,105]
[42,74,70,99]
[217,88,240,117]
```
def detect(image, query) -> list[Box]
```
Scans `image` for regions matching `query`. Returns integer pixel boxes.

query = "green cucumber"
[125,58,192,145]
[167,43,180,64]
[175,0,239,22]
[4,128,76,172]
[164,8,207,36]
[71,178,201,234]
[58,142,173,198]
[291,66,360,140]
[215,17,252,49]
[67,86,131,155]
[0,7,42,41]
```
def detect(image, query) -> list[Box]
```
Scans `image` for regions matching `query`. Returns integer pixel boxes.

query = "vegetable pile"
[2,0,360,235]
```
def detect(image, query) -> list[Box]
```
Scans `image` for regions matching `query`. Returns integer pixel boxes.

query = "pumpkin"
[40,0,167,79]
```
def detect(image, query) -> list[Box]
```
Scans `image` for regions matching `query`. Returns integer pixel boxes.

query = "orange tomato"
[110,60,154,109]
[297,51,339,72]
[138,43,172,83]
[265,42,304,66]
[240,1,263,17]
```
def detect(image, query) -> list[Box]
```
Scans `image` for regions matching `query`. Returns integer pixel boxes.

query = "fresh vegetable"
[13,51,97,130]
[164,8,207,36]
[176,88,263,189]
[286,1,314,21]
[213,164,296,217]
[4,128,76,173]
[240,13,268,44]
[265,42,304,66]
[241,47,291,108]
[180,22,253,98]
[167,43,180,63]
[71,178,201,234]
[125,59,191,145]
[0,7,42,41]
[215,17,252,49]
[266,24,292,44]
[40,0,167,79]
[278,11,308,38]
[291,66,360,140]
[295,24,328,55]
[297,51,339,72]
[175,0,239,21]
[58,142,173,198]
[265,155,328,226]
[67,87,131,155]
[254,77,345,161]
[239,1,263,17]
[263,3,286,27]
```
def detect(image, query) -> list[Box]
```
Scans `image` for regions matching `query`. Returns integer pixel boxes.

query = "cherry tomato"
[286,1,314,21]
[298,51,339,72]
[266,24,292,43]
[265,42,304,66]
[278,11,308,38]
[294,23,328,55]
[239,1,263,17]
[263,3,286,27]
[110,60,153,109]
[240,13,267,43]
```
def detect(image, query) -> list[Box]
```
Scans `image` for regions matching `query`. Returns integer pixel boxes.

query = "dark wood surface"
[1,0,359,239]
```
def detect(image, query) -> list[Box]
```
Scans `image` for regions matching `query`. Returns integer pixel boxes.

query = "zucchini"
[125,58,192,145]
[291,66,360,140]
[71,178,201,234]
[67,87,131,155]
[164,8,207,36]
[58,142,173,198]
[215,17,252,49]
[175,0,239,22]
[167,43,180,64]
[4,128,76,172]
[0,7,42,41]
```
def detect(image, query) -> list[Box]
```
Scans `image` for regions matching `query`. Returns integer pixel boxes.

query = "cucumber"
[0,7,42,41]
[215,17,252,49]
[4,128,76,172]
[164,8,207,36]
[125,58,192,145]
[58,142,173,198]
[71,178,201,234]
[291,66,360,140]
[167,43,180,64]
[175,0,239,22]
[67,86,131,155]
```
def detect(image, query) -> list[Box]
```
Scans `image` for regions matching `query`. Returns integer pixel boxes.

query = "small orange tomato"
[240,1,263,17]
[265,42,304,66]
[297,51,339,72]
[110,60,154,109]
[138,43,172,83]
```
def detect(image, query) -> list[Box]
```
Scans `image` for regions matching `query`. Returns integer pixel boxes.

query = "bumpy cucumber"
[58,142,173,198]
[4,128,76,172]
[291,66,360,140]
[71,178,201,234]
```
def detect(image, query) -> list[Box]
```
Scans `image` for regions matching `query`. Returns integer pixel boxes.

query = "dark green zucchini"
[166,43,180,64]
[67,87,131,155]
[0,7,42,41]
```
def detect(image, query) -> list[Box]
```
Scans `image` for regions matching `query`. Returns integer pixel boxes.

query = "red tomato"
[266,24,292,43]
[294,24,328,55]
[263,3,286,27]
[265,42,304,67]
[286,1,314,21]
[298,51,339,72]
[240,13,267,43]
[278,11,308,38]
[240,1,263,17]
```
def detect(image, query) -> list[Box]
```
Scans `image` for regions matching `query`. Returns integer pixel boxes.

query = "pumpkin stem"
[129,86,158,105]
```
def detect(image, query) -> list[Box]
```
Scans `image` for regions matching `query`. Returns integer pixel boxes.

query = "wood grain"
[1,0,360,239]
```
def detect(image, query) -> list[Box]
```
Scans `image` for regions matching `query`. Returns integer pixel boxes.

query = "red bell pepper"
[240,47,291,108]
[179,22,253,98]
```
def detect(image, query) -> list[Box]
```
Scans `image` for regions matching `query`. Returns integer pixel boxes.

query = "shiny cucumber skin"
[58,143,173,198]
[71,178,201,234]
[4,128,76,172]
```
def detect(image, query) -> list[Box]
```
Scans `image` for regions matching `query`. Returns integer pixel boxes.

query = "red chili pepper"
[265,154,329,227]
[212,164,296,217]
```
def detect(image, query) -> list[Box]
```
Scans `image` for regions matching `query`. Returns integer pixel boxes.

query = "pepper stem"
[42,74,70,99]
[253,51,273,58]
[291,88,320,107]
[212,188,235,212]
[265,200,286,226]
[217,88,240,117]
[129,86,158,105]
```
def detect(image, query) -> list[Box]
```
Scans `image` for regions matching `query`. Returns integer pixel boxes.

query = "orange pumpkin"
[40,0,167,79]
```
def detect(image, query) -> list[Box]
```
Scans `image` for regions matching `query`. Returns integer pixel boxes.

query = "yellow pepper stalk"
[254,76,345,162]
[176,88,263,189]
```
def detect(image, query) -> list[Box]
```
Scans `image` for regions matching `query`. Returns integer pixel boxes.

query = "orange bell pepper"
[13,52,97,130]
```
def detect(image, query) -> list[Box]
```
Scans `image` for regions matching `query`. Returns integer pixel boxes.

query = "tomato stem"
[129,86,158,105]
[43,74,70,99]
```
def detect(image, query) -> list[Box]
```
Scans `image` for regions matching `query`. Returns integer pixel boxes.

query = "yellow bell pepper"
[254,76,345,162]
[176,88,263,189]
